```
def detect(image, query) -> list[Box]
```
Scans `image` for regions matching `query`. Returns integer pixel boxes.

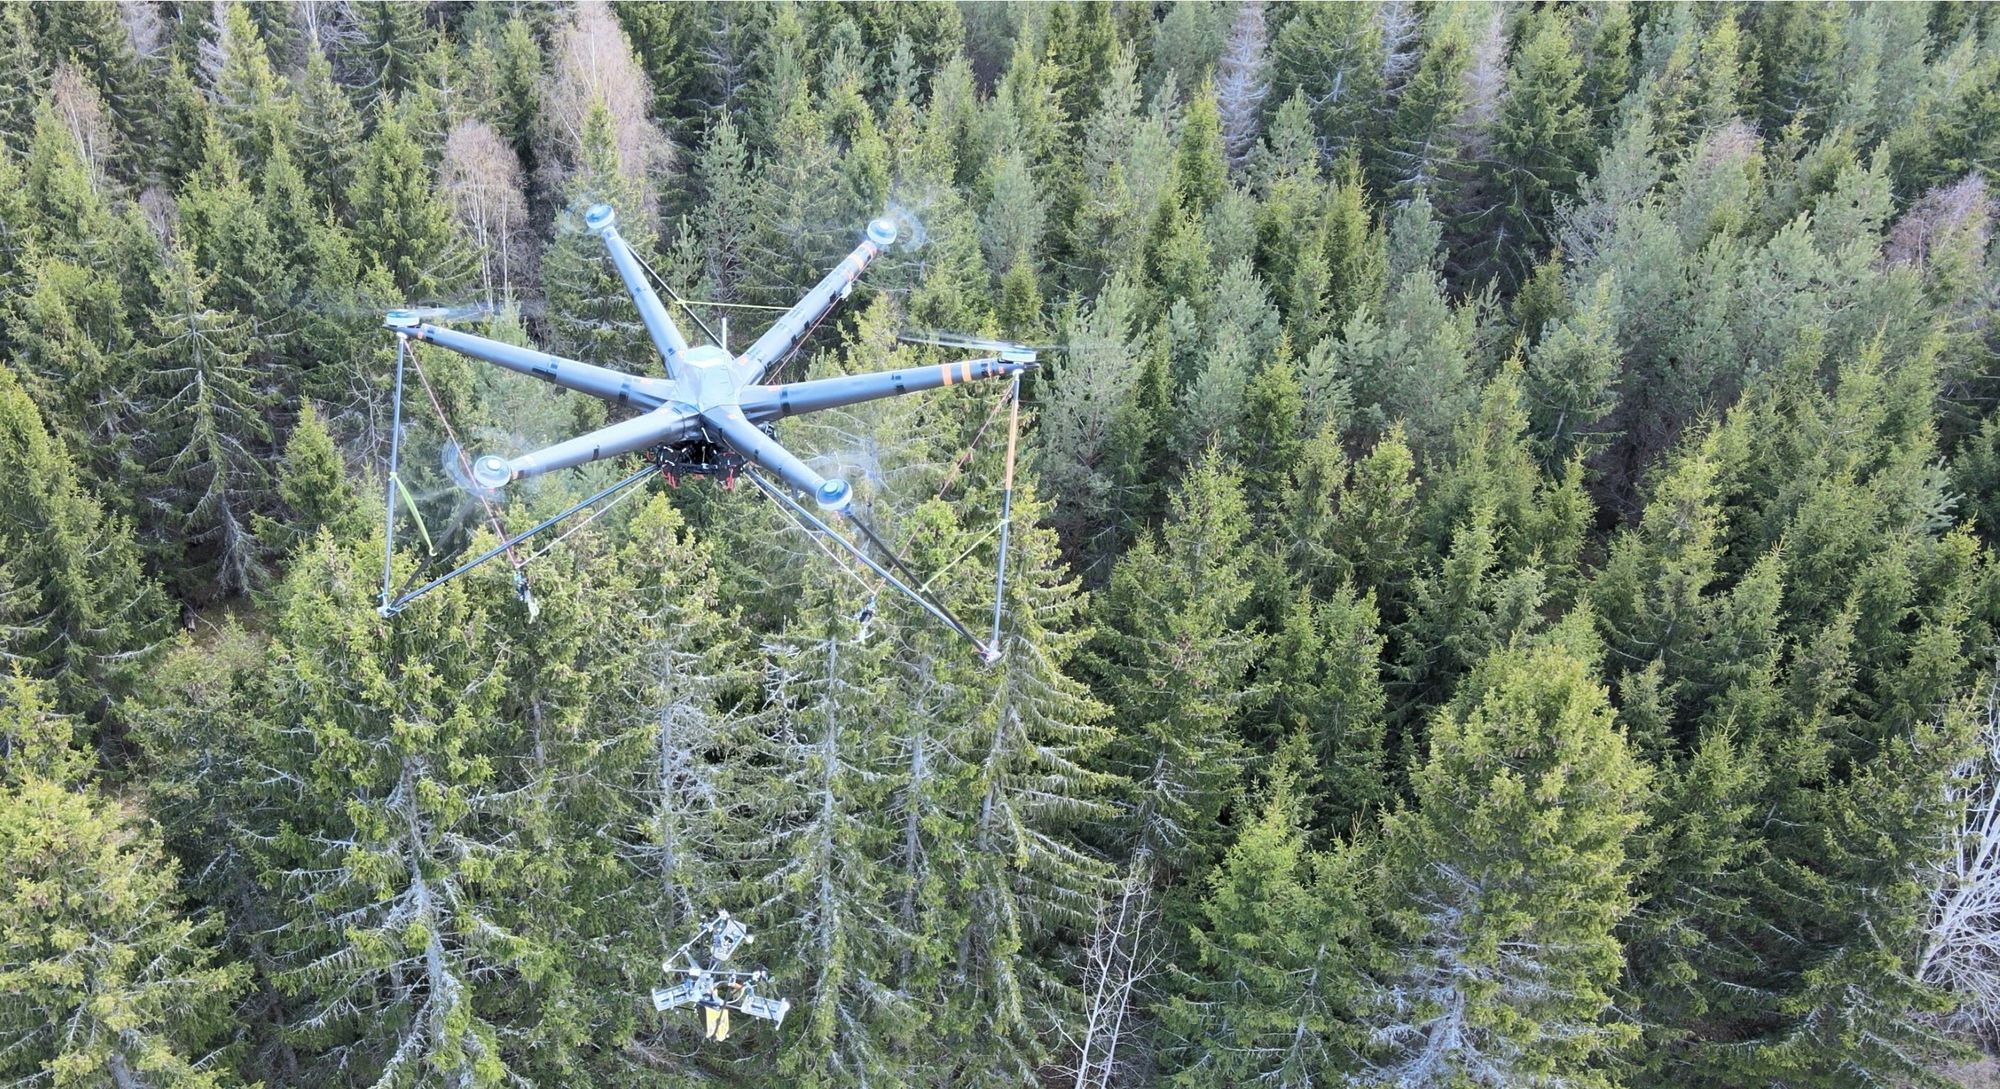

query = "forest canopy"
[6,2,2000,1088]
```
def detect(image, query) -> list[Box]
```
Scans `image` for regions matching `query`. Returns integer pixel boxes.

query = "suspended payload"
[375,203,1038,659]
[652,911,789,1042]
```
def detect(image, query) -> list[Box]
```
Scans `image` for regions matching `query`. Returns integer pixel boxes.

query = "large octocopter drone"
[377,205,1038,658]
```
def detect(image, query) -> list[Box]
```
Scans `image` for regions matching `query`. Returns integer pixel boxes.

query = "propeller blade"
[896,331,1052,362]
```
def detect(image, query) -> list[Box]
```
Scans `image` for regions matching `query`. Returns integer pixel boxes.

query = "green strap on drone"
[389,472,436,556]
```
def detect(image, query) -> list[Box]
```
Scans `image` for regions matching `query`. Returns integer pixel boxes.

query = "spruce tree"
[346,109,470,299]
[0,366,166,717]
[1376,13,1471,201]
[1089,450,1261,883]
[1368,636,1647,1086]
[293,44,362,208]
[1175,80,1228,217]
[1161,766,1371,1087]
[250,531,548,1088]
[213,2,296,176]
[1267,3,1384,157]
[256,404,365,553]
[0,706,247,1089]
[1490,10,1592,269]
[540,99,653,365]
[138,243,273,599]
[0,3,46,155]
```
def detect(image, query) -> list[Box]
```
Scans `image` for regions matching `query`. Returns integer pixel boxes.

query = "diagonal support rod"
[378,463,660,618]
[743,468,994,658]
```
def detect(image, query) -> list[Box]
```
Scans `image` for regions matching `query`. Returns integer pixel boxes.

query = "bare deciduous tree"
[1887,174,1992,273]
[1455,8,1507,163]
[1065,857,1162,1089]
[1923,666,2000,1045]
[117,1,167,58]
[49,64,113,190]
[536,1,670,218]
[442,119,531,306]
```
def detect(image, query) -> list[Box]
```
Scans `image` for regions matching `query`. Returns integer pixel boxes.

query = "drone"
[652,910,789,1042]
[376,204,1040,658]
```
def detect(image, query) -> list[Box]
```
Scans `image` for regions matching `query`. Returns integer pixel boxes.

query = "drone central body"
[386,204,1035,513]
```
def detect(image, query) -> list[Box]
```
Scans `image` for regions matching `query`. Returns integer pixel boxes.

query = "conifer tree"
[175,117,291,328]
[6,254,139,491]
[138,243,273,599]
[1161,766,1371,1087]
[1089,450,1261,883]
[1038,271,1152,574]
[1338,195,1478,458]
[251,531,548,1088]
[0,3,47,154]
[745,89,845,305]
[1377,13,1471,201]
[347,110,470,299]
[541,98,654,364]
[1490,10,1591,269]
[0,365,165,717]
[693,111,754,301]
[0,673,247,1089]
[293,44,362,208]
[1175,81,1228,217]
[1368,636,1647,1086]
[36,1,154,181]
[349,0,431,103]
[213,3,296,176]
[254,403,364,555]
[1261,584,1391,830]
[1523,276,1618,468]
[752,597,906,1088]
[1267,3,1384,157]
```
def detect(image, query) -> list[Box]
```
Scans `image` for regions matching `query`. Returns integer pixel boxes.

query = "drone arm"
[483,407,695,485]
[396,323,672,410]
[735,222,896,385]
[701,406,851,510]
[739,357,1035,422]
[586,207,694,381]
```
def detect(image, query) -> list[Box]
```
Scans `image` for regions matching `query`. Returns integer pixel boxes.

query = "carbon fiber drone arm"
[393,322,673,410]
[701,405,850,510]
[740,356,1035,422]
[584,204,694,382]
[734,218,899,385]
[481,407,696,485]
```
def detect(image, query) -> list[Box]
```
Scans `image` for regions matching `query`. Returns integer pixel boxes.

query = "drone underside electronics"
[375,204,1039,658]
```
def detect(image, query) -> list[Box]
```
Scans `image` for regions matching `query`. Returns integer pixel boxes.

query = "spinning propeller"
[896,331,1048,364]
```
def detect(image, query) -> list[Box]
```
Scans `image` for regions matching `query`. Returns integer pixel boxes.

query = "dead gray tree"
[1922,664,2000,1045]
[1215,1,1269,171]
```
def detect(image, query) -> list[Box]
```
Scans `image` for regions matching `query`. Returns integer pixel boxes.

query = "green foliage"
[0,367,166,717]
[3,8,1998,1086]
[1161,766,1371,1086]
[1370,639,1648,1086]
[1090,450,1261,879]
[347,111,469,298]
[0,768,247,1089]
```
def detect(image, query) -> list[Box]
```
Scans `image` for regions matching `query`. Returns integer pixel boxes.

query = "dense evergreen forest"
[12,0,2000,1086]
